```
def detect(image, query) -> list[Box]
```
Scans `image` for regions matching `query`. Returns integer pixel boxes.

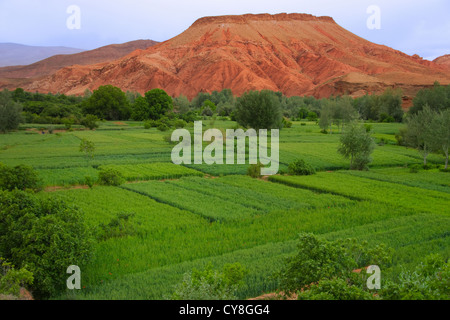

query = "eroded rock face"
[7,13,450,100]
[434,54,450,68]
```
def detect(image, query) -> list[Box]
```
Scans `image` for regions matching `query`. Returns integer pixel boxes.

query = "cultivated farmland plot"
[1,120,449,300]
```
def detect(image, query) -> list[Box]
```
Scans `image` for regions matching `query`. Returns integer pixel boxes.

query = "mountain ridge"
[4,13,449,103]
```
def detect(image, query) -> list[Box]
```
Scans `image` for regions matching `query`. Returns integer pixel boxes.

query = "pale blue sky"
[0,0,449,60]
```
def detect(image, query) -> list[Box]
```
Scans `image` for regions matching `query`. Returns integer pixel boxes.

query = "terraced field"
[1,120,449,299]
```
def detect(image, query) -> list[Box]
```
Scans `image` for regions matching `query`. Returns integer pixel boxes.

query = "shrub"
[143,120,156,129]
[0,163,42,192]
[84,176,95,188]
[409,164,421,173]
[307,111,318,122]
[81,114,99,130]
[288,159,316,176]
[301,123,307,126]
[174,119,187,128]
[0,258,34,298]
[98,167,125,186]
[282,117,292,128]
[380,254,450,300]
[0,190,93,299]
[157,123,170,132]
[97,212,136,240]
[274,233,392,295]
[297,277,377,300]
[247,162,264,178]
[171,263,247,300]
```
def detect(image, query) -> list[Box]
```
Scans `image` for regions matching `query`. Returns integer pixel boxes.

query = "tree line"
[1,84,436,133]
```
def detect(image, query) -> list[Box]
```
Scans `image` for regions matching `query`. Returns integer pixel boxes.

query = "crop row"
[269,172,450,214]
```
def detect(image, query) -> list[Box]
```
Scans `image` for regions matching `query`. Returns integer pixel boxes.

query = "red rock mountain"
[0,40,158,87]
[434,54,450,68]
[8,13,450,100]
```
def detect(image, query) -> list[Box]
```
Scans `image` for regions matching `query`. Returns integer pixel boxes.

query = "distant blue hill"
[0,43,85,67]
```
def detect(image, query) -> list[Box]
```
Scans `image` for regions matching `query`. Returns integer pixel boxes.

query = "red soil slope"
[0,40,158,86]
[10,13,450,100]
[434,54,450,68]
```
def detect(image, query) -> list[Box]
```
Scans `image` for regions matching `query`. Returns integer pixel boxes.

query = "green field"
[1,120,449,299]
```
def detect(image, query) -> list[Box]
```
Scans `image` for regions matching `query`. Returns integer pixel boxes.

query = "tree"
[338,121,375,170]
[319,101,333,133]
[275,233,391,295]
[430,109,450,169]
[410,82,450,114]
[144,88,173,120]
[0,163,42,192]
[0,190,93,299]
[235,90,282,130]
[405,105,435,166]
[173,95,191,114]
[0,90,23,133]
[82,85,130,120]
[80,114,99,130]
[79,138,95,165]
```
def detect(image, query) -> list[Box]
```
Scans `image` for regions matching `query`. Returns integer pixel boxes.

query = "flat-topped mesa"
[191,13,336,27]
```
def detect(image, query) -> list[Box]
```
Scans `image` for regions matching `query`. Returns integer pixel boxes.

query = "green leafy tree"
[338,121,375,170]
[0,190,93,299]
[82,85,130,120]
[0,90,23,133]
[430,109,450,169]
[144,88,173,120]
[405,105,436,166]
[275,233,391,295]
[131,96,150,121]
[0,163,42,192]
[79,138,95,165]
[81,114,99,130]
[235,90,282,130]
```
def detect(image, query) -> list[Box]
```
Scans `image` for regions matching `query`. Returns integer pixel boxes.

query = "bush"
[409,164,421,173]
[97,212,136,240]
[171,263,247,300]
[84,176,95,188]
[282,117,292,128]
[98,167,125,186]
[380,254,449,300]
[157,123,170,132]
[0,190,93,299]
[247,162,264,178]
[287,159,316,176]
[81,114,99,130]
[307,111,318,122]
[174,119,187,128]
[143,120,156,129]
[297,277,377,300]
[274,233,391,295]
[0,163,42,192]
[0,258,34,298]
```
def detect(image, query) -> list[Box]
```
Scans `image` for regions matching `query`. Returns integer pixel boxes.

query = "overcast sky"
[0,0,449,61]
